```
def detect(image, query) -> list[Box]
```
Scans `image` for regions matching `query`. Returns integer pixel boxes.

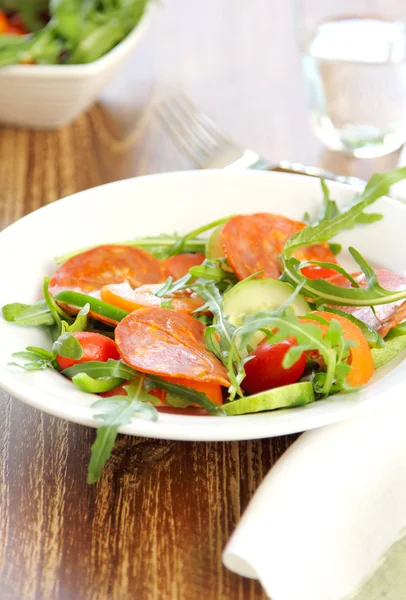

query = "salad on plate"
[3,168,406,482]
[0,0,149,65]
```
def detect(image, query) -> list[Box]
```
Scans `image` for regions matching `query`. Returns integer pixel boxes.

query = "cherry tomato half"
[301,265,338,280]
[56,331,120,371]
[242,338,306,394]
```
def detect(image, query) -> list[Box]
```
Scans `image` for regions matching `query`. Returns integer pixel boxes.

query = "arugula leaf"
[303,179,382,229]
[196,282,245,399]
[11,346,58,371]
[317,306,385,348]
[2,300,55,327]
[88,377,158,484]
[285,167,406,256]
[154,259,237,299]
[43,276,73,338]
[355,213,383,225]
[62,358,136,380]
[328,243,342,256]
[236,309,353,396]
[52,332,83,359]
[284,250,406,307]
[2,302,30,322]
[168,215,233,256]
[61,359,226,415]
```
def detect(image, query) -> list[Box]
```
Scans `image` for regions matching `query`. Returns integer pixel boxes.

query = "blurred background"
[1,0,400,236]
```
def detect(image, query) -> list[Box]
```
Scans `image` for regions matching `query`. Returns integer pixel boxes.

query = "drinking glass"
[295,0,406,157]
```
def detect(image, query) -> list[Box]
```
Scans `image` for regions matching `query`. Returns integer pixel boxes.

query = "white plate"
[1,170,406,441]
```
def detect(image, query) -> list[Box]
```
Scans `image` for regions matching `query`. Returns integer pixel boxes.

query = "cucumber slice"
[224,279,310,326]
[224,381,314,415]
[372,335,406,370]
[206,224,226,259]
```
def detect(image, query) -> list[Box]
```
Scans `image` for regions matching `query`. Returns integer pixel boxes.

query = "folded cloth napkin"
[223,154,406,600]
[223,395,406,600]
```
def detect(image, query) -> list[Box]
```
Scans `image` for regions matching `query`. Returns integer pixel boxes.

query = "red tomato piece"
[163,253,205,280]
[49,245,167,296]
[115,307,230,386]
[56,332,120,371]
[7,13,29,35]
[242,338,306,394]
[301,265,339,280]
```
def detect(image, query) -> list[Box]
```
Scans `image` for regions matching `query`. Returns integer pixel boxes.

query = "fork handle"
[224,150,366,188]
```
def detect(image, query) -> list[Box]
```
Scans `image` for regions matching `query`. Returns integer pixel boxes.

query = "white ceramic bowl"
[0,7,153,129]
[1,170,406,441]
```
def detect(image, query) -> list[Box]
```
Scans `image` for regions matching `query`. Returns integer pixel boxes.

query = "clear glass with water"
[295,1,406,157]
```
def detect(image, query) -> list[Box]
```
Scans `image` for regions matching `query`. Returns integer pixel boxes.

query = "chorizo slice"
[327,269,406,337]
[115,307,230,386]
[220,214,337,280]
[163,253,205,280]
[49,245,167,295]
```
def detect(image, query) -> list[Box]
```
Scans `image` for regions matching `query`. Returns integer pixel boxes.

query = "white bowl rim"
[0,2,155,77]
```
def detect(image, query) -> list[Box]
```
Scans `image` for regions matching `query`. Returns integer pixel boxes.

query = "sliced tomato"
[301,265,339,280]
[56,332,120,371]
[163,253,205,280]
[100,282,204,315]
[0,11,8,33]
[7,13,29,35]
[242,338,306,394]
[301,311,374,387]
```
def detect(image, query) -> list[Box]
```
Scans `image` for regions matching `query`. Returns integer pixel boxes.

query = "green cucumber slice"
[223,278,310,327]
[224,381,314,415]
[206,224,226,259]
[372,335,406,370]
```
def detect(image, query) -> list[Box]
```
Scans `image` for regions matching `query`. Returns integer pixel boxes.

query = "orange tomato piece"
[100,282,204,315]
[162,377,223,406]
[301,311,374,387]
[0,12,8,33]
[163,253,205,280]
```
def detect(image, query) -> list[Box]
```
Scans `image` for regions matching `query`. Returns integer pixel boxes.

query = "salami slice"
[163,253,205,280]
[327,269,406,337]
[49,245,167,296]
[220,214,337,280]
[115,307,230,386]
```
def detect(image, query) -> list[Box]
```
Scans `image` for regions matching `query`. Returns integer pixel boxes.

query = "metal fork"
[156,93,366,188]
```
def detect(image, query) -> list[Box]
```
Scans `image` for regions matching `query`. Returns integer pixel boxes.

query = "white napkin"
[223,396,406,600]
[223,151,406,600]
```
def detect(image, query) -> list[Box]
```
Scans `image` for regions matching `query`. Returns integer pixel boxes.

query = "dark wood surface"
[0,1,400,599]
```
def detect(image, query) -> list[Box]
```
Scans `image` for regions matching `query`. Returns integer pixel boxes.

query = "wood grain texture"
[0,1,400,599]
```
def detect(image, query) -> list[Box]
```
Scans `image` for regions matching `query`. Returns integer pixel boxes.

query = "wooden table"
[0,2,400,599]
